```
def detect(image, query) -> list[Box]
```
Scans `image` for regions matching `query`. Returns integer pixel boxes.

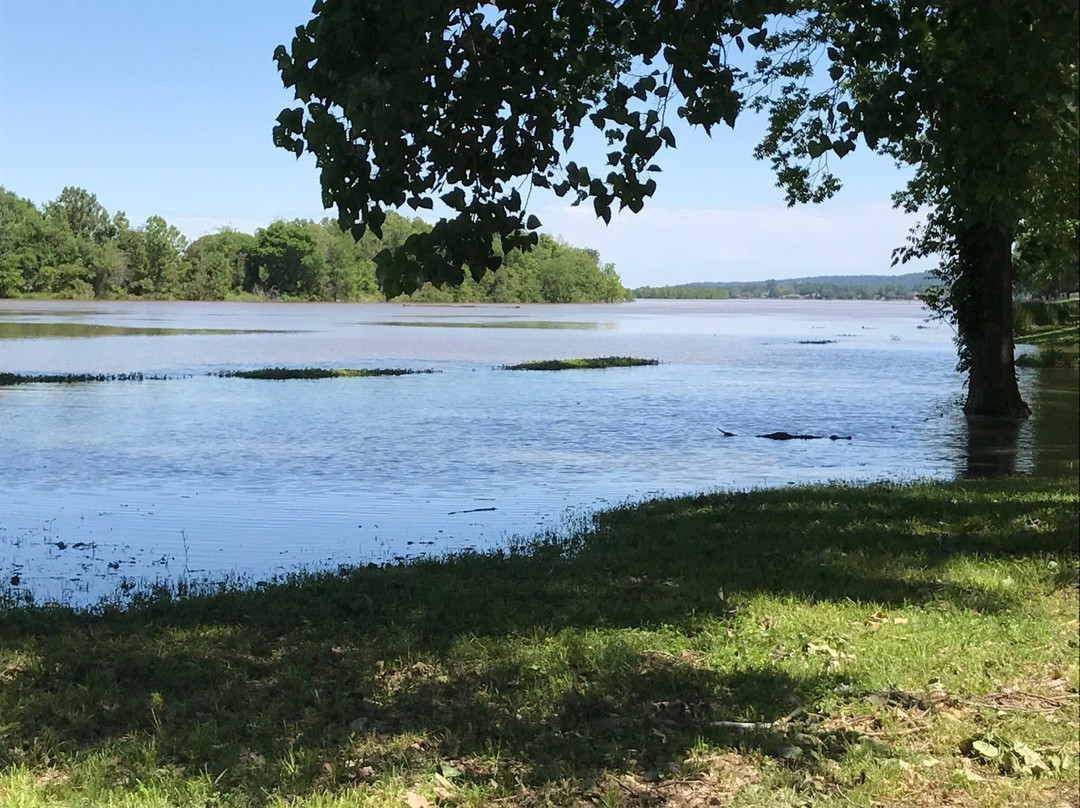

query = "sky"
[0,1,931,287]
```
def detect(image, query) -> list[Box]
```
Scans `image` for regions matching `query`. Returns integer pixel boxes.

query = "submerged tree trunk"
[957,223,1030,417]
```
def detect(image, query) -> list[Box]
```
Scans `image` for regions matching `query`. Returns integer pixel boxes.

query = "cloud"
[535,201,932,286]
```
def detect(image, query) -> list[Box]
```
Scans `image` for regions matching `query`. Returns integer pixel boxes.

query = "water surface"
[0,299,1072,606]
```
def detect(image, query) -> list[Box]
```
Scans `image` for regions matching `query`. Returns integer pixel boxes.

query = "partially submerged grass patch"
[1015,299,1079,368]
[502,355,659,371]
[1016,346,1079,369]
[214,367,435,380]
[0,477,1076,807]
[0,371,167,386]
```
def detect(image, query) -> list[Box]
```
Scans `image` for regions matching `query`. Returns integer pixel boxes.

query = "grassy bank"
[1015,299,1079,368]
[0,478,1077,807]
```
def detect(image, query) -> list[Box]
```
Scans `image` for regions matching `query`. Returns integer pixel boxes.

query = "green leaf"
[593,196,611,224]
[440,189,466,211]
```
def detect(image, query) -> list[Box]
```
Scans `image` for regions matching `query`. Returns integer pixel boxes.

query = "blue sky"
[0,1,930,286]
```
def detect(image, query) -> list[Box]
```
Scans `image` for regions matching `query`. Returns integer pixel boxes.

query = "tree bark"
[957,223,1030,417]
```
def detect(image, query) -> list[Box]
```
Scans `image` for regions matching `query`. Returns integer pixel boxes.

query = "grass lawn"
[0,478,1077,807]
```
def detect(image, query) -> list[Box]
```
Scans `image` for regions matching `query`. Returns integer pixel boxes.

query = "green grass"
[1015,299,1079,368]
[501,356,659,371]
[213,367,435,380]
[1016,344,1078,369]
[0,478,1077,807]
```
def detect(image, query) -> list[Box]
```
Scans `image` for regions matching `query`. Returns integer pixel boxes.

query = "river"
[0,299,1074,606]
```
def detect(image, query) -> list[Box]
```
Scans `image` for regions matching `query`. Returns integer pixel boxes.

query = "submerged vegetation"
[0,371,166,386]
[214,367,433,380]
[0,369,435,385]
[0,478,1076,807]
[502,356,659,371]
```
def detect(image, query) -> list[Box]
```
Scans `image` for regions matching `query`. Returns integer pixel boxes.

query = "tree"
[142,215,189,297]
[309,219,380,300]
[275,0,1077,416]
[775,2,1078,416]
[0,188,43,296]
[44,186,117,245]
[186,229,258,299]
[1011,106,1080,299]
[248,220,326,297]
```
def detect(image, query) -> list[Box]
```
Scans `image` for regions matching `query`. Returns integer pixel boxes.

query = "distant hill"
[633,272,934,300]
[683,272,932,290]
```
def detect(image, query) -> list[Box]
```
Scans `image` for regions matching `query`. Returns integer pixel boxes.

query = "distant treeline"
[0,186,629,304]
[635,273,932,300]
[633,285,733,299]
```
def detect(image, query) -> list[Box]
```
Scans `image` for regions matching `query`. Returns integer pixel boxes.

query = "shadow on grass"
[0,478,1075,800]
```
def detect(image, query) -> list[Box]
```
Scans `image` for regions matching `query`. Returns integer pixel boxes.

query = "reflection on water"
[0,322,287,339]
[963,416,1026,478]
[1032,368,1080,478]
[954,367,1079,479]
[0,298,1074,607]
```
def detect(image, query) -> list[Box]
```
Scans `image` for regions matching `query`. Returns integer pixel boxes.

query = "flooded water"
[0,299,1074,606]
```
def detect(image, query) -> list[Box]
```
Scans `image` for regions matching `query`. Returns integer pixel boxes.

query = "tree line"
[0,186,628,304]
[634,281,921,300]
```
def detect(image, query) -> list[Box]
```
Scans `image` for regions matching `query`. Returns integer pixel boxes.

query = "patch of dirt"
[637,649,703,673]
[597,752,758,807]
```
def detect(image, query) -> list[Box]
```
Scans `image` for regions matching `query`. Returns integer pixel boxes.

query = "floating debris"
[758,432,854,441]
[758,432,821,441]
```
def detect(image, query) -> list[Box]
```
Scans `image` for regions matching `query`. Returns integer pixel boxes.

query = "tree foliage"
[275,0,1077,415]
[0,186,626,303]
[273,0,769,293]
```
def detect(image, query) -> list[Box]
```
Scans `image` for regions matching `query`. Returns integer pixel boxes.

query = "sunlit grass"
[0,478,1076,806]
[1015,299,1079,367]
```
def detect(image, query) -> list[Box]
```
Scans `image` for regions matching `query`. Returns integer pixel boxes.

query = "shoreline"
[1,476,1076,807]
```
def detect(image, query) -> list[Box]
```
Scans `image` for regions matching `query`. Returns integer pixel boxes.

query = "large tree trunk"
[958,223,1030,417]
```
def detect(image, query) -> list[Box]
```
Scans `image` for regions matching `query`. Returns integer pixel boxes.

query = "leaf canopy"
[275,0,1078,299]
